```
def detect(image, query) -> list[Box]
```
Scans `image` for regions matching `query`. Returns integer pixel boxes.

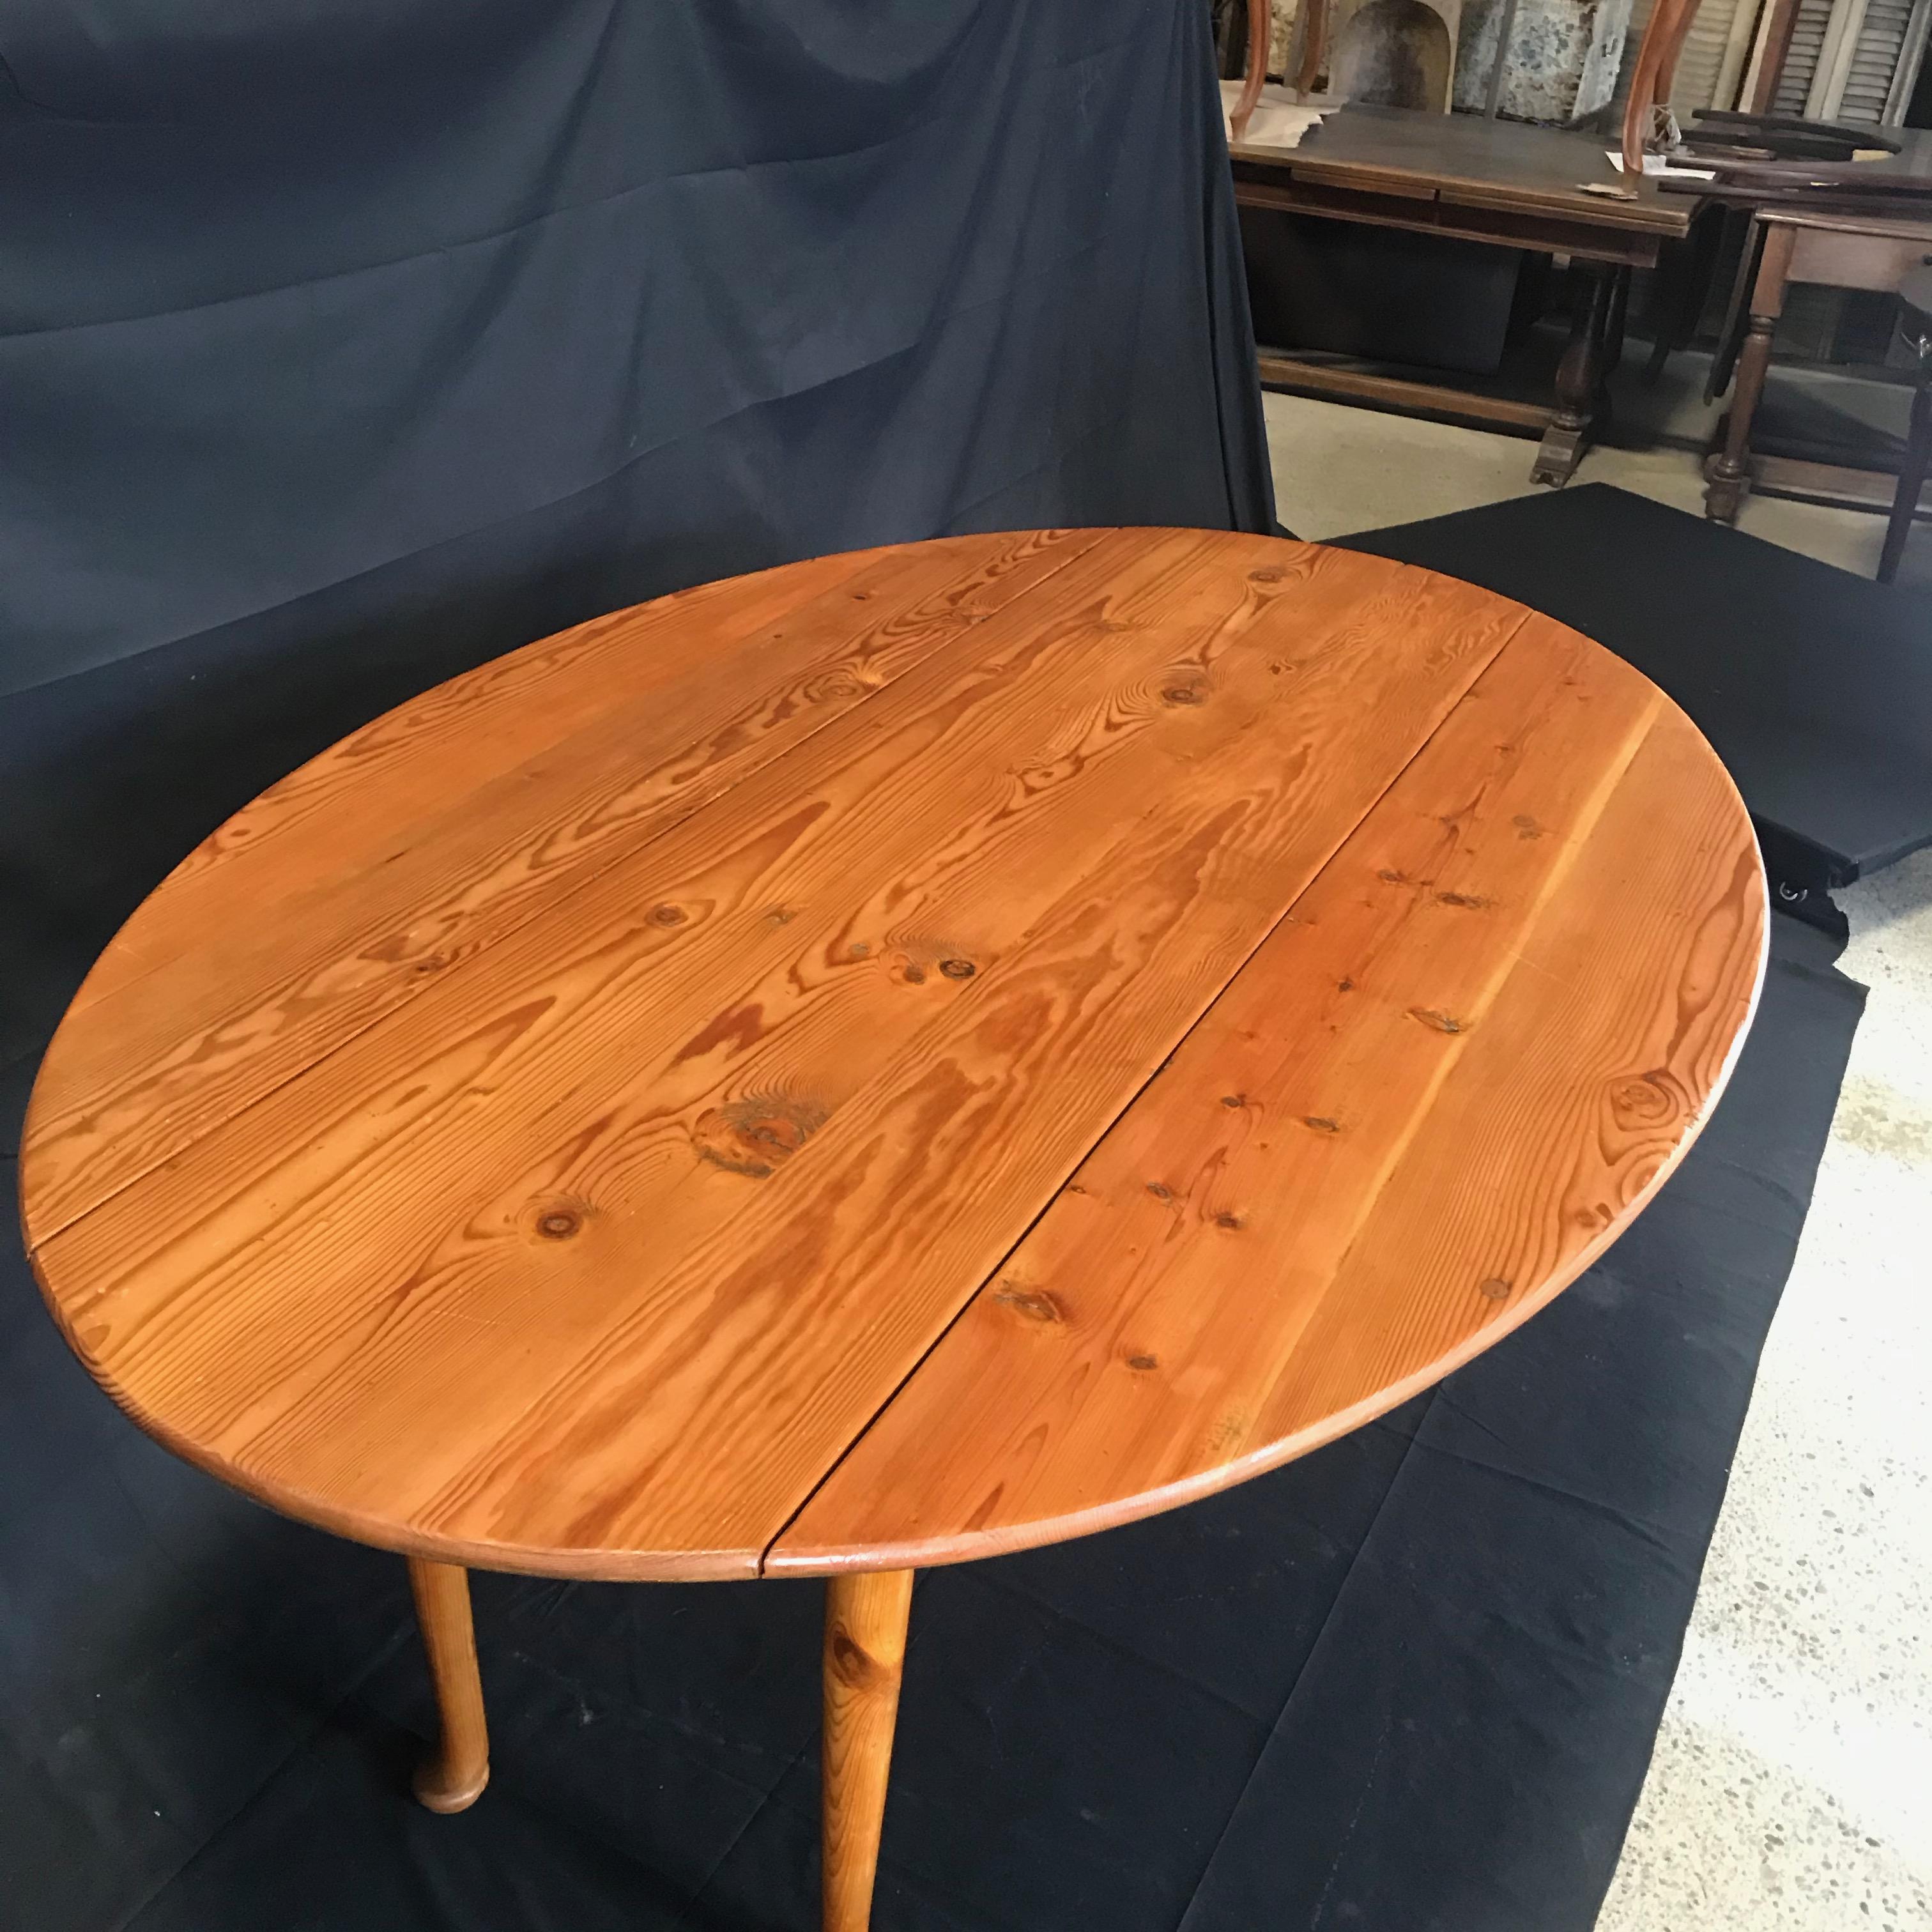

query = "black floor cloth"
[1337,484,1932,895]
[0,610,1864,1926]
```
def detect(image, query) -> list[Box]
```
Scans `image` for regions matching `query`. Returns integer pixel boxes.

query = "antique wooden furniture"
[1620,0,1704,176]
[1229,0,1273,142]
[1231,105,1695,484]
[22,530,1766,1931]
[1706,204,1932,528]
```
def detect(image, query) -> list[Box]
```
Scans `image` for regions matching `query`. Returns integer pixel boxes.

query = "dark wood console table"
[1232,105,1696,485]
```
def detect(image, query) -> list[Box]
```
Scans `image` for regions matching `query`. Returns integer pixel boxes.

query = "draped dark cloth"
[1,0,1274,699]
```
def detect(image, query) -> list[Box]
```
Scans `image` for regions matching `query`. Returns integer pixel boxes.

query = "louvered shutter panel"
[1773,0,1837,111]
[1670,0,1751,107]
[1837,0,1912,114]
[1613,0,1755,116]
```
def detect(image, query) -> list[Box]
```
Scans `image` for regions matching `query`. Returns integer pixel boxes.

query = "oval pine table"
[21,529,1767,1930]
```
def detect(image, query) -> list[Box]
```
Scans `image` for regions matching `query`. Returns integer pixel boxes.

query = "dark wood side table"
[1706,205,1932,526]
[1231,103,1695,486]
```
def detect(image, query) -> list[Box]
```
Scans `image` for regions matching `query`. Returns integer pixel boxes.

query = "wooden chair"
[1229,0,1276,142]
[1620,0,1704,176]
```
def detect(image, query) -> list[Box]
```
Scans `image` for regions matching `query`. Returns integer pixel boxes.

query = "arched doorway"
[1333,0,1453,110]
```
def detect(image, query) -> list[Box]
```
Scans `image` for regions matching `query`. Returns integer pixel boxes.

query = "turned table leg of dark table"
[1706,222,1795,524]
[408,1557,491,1813]
[1533,258,1618,488]
[823,1569,916,1932]
[1604,263,1632,379]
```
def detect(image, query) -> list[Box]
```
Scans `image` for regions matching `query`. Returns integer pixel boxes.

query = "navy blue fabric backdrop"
[1,0,1273,699]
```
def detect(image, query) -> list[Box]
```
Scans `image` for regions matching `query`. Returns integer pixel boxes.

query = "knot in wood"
[829,1630,894,1692]
[1478,1277,1512,1301]
[693,1095,827,1177]
[1128,1353,1159,1371]
[536,1208,582,1241]
[1162,684,1205,706]
[903,963,926,984]
[648,903,687,927]
[939,958,976,979]
[1613,1071,1678,1126]
[993,1285,1063,1324]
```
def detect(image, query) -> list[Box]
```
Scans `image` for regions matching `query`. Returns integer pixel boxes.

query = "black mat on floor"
[0,622,1865,1928]
[1337,483,1932,896]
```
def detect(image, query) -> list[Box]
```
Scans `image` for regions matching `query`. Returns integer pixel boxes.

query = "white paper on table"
[1221,80,1337,151]
[1606,150,1719,180]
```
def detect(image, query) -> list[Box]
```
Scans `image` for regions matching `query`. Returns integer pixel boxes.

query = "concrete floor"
[1266,395,1932,1932]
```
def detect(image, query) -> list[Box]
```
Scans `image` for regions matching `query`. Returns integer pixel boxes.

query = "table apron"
[1788,226,1932,293]
[1234,174,1667,268]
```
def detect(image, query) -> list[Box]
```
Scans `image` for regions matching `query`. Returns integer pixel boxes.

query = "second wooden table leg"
[822,1568,916,1932]
[1706,221,1795,524]
[1533,259,1617,488]
[408,1556,491,1813]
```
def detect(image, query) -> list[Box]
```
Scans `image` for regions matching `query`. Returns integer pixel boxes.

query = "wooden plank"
[1255,355,1554,432]
[30,541,1522,1580]
[1747,448,1932,510]
[1236,175,1666,265]
[1787,223,1932,291]
[770,622,1765,1574]
[22,530,1113,1242]
[1745,0,1807,114]
[1760,204,1932,242]
[1229,102,1690,236]
[1280,162,1441,204]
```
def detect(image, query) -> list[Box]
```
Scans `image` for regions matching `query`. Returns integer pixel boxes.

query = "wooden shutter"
[1674,0,1757,106]
[1613,0,1761,115]
[1772,0,1838,110]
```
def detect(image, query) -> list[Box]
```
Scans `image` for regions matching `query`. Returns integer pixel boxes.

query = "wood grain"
[770,620,1765,1572]
[22,532,1763,1591]
[22,530,1109,1242]
[821,1570,915,1932]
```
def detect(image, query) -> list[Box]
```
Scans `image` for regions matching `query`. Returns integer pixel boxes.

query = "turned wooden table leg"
[822,1569,915,1932]
[1533,258,1617,487]
[408,1556,490,1813]
[1706,222,1795,525]
[1604,264,1631,379]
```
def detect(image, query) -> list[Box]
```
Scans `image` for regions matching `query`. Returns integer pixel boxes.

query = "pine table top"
[22,529,1766,1581]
